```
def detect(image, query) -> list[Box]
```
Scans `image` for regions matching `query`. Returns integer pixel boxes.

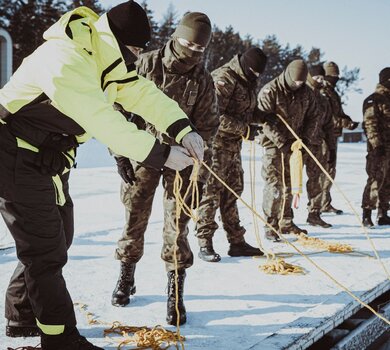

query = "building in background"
[0,28,12,88]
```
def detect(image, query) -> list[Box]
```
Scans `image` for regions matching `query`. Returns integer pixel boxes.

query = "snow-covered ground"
[1,140,389,350]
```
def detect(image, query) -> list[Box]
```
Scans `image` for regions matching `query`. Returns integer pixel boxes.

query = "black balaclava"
[284,59,308,91]
[163,12,211,73]
[107,0,151,49]
[323,61,340,87]
[307,64,325,89]
[239,47,267,82]
[379,67,390,89]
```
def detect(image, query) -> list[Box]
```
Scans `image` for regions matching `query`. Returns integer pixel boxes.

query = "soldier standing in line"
[257,59,321,241]
[361,67,390,227]
[305,64,336,228]
[111,12,219,326]
[320,61,359,215]
[195,47,270,262]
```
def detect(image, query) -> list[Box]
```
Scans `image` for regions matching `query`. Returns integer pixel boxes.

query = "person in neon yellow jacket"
[0,1,203,349]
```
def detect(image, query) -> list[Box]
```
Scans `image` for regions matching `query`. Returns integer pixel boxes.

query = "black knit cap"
[240,47,267,74]
[323,61,340,76]
[379,67,390,84]
[107,0,151,49]
[309,64,325,77]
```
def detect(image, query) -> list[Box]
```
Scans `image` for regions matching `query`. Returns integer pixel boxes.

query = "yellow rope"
[201,160,390,326]
[248,141,304,274]
[276,114,390,280]
[296,234,353,253]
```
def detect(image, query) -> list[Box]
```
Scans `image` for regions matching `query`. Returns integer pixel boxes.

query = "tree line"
[0,0,361,99]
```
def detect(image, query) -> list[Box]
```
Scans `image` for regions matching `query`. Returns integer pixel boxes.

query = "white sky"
[101,0,390,122]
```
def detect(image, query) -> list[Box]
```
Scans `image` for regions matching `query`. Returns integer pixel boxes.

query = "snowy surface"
[1,140,389,350]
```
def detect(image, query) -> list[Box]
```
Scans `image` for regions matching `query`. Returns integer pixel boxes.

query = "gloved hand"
[115,157,136,185]
[164,146,194,171]
[348,121,359,130]
[247,124,262,141]
[328,149,337,164]
[280,140,293,155]
[373,146,386,158]
[35,133,77,176]
[181,132,204,162]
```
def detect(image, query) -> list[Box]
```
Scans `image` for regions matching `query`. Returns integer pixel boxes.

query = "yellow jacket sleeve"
[11,40,181,168]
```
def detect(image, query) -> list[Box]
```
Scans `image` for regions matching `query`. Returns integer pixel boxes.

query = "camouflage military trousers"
[261,147,294,229]
[362,149,390,210]
[305,141,329,213]
[116,163,194,272]
[196,146,246,245]
[320,139,337,211]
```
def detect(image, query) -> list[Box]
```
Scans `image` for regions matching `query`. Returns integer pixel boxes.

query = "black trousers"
[0,124,76,329]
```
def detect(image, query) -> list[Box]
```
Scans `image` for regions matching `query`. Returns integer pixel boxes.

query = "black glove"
[247,124,262,141]
[348,121,359,130]
[328,149,337,164]
[263,112,279,125]
[35,134,77,176]
[115,157,136,185]
[373,146,386,158]
[280,140,293,155]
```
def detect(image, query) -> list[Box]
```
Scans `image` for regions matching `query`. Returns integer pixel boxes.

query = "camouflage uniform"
[257,74,320,231]
[362,83,390,210]
[116,42,218,271]
[196,55,264,245]
[305,81,336,213]
[320,81,355,211]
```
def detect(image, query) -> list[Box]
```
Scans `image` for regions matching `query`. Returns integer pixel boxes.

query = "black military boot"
[362,209,374,228]
[41,327,103,350]
[198,239,221,262]
[377,208,390,226]
[228,241,264,257]
[111,261,136,307]
[322,204,343,215]
[264,228,281,242]
[6,319,41,338]
[306,211,332,228]
[280,222,308,235]
[166,269,186,326]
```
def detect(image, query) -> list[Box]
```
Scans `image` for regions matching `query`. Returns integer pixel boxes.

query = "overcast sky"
[102,0,390,122]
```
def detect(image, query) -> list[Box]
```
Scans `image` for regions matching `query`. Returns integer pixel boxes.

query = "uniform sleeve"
[302,89,322,145]
[191,74,219,141]
[29,41,175,169]
[212,71,248,137]
[322,102,336,150]
[363,95,382,149]
[257,85,287,148]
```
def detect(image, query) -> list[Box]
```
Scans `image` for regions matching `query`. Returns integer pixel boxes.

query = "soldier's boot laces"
[377,208,390,226]
[6,320,41,338]
[322,205,343,215]
[166,269,187,326]
[281,223,308,235]
[111,261,136,307]
[306,211,332,228]
[228,241,264,257]
[362,209,375,228]
[198,240,221,262]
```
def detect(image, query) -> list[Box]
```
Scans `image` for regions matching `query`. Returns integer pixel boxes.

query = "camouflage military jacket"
[363,83,390,149]
[135,44,219,145]
[257,74,320,149]
[321,81,353,137]
[306,81,336,150]
[211,55,265,152]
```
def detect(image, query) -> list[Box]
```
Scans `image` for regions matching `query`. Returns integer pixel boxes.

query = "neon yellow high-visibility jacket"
[0,7,193,168]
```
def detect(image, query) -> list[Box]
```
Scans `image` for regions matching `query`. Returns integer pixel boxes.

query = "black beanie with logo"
[107,0,151,49]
